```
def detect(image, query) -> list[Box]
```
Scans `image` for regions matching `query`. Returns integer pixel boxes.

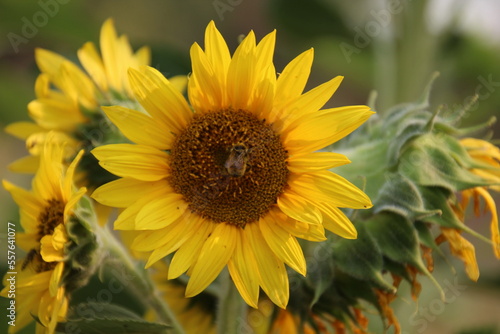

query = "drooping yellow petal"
[185,223,238,297]
[287,152,351,173]
[441,228,479,281]
[474,187,500,258]
[246,223,289,308]
[258,217,306,275]
[92,144,169,181]
[227,230,260,308]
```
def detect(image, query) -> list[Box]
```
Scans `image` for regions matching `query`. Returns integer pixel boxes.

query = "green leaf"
[399,134,491,192]
[332,224,395,293]
[419,187,464,228]
[374,174,441,221]
[364,212,444,299]
[58,302,169,334]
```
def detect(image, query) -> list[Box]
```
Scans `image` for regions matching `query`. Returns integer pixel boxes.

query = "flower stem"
[99,226,185,334]
[216,269,248,334]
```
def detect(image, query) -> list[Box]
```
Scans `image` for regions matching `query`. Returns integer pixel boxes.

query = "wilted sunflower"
[92,21,373,308]
[436,138,500,281]
[1,137,86,333]
[5,18,150,189]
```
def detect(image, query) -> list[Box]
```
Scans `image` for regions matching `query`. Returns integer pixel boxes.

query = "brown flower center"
[22,199,65,273]
[169,109,289,227]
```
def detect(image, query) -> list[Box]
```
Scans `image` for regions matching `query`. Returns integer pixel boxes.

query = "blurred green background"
[0,0,499,333]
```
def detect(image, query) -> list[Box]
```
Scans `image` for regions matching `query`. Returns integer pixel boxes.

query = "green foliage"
[57,302,169,334]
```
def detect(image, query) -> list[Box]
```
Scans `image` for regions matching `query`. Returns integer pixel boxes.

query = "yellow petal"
[316,202,357,239]
[441,228,479,281]
[226,31,257,110]
[40,234,64,263]
[246,223,289,308]
[35,48,69,87]
[63,149,84,202]
[77,41,108,92]
[92,144,169,181]
[28,99,87,132]
[287,152,350,173]
[185,223,238,297]
[259,217,306,275]
[4,121,44,140]
[49,263,64,297]
[3,180,43,232]
[288,171,372,209]
[277,190,322,224]
[274,48,314,110]
[474,187,500,258]
[59,61,97,109]
[8,155,40,173]
[278,76,343,127]
[134,218,186,253]
[102,106,173,150]
[128,66,193,134]
[284,106,374,155]
[169,216,214,279]
[277,217,326,242]
[135,193,188,230]
[227,230,260,308]
[204,21,231,105]
[100,18,122,91]
[189,43,221,112]
[91,178,166,207]
[113,189,166,230]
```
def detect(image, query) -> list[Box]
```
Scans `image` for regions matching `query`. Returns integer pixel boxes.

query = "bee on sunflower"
[91,21,374,308]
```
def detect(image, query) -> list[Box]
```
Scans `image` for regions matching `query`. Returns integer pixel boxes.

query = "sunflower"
[1,136,86,333]
[91,21,373,308]
[5,18,151,184]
